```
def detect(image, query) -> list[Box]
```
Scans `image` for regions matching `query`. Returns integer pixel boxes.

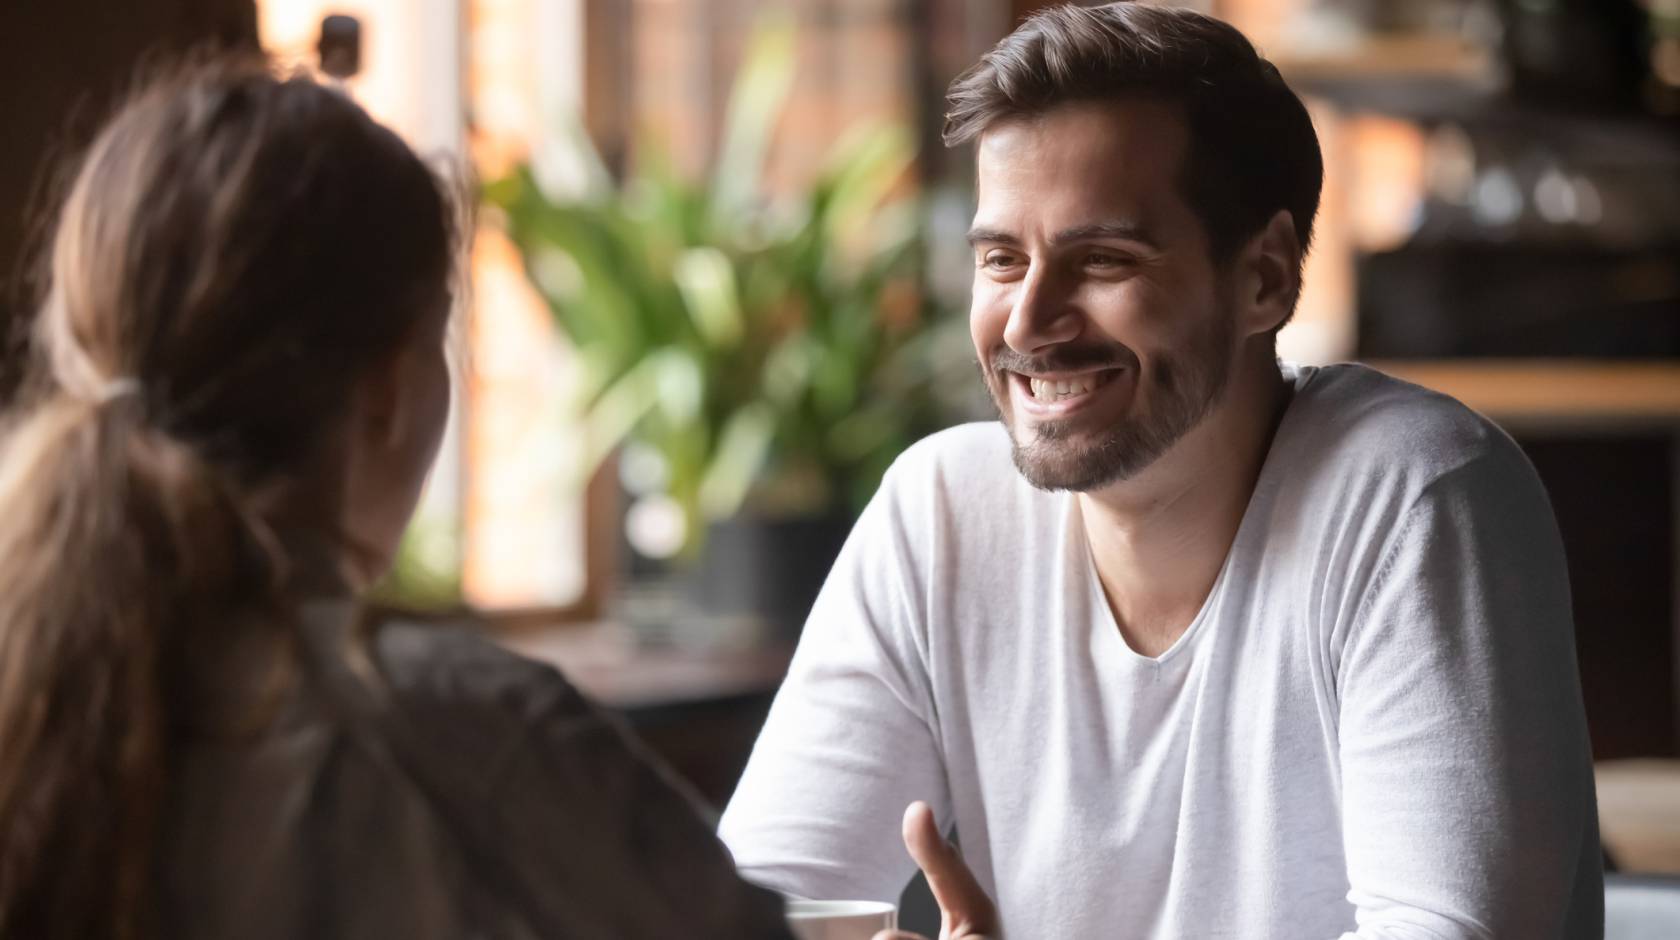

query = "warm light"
[1347,115,1426,253]
[462,0,591,609]
[460,227,587,606]
[1278,98,1356,365]
[257,1,426,143]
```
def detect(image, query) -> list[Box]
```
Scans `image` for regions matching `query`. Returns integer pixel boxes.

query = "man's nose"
[1002,265,1082,355]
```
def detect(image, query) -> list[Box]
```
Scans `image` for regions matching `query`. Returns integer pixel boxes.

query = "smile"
[1009,368,1125,416]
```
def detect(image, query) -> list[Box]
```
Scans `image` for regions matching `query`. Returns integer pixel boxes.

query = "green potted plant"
[483,19,965,635]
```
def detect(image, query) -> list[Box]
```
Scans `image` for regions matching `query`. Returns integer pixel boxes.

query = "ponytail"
[0,60,458,938]
[0,390,280,937]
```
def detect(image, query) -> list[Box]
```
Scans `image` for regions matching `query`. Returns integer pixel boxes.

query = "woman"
[0,62,791,938]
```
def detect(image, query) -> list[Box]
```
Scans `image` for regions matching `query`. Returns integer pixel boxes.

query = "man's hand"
[872,801,998,940]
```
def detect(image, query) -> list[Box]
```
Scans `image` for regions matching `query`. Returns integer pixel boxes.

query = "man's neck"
[1078,353,1289,657]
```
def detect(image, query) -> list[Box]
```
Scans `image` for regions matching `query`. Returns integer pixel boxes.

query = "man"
[720,4,1602,939]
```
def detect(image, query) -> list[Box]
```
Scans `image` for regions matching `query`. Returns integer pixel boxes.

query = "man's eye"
[1084,252,1129,269]
[983,253,1022,270]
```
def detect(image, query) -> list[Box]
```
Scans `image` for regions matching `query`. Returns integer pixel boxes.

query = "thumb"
[901,801,997,937]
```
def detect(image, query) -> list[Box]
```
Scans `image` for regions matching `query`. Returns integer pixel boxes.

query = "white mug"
[785,899,897,940]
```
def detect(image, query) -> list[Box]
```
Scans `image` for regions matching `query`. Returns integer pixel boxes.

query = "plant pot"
[689,511,853,642]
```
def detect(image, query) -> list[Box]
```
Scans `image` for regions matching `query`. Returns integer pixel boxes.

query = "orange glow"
[256,0,588,609]
[257,0,427,140]
[462,0,588,607]
[461,227,586,606]
[1277,99,1356,364]
[1347,115,1428,253]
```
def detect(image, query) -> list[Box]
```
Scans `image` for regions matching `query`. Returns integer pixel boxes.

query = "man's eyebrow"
[1052,222,1159,249]
[964,222,1161,249]
[966,227,1018,247]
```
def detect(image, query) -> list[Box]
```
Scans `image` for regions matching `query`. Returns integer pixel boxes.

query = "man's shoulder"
[887,420,1018,493]
[878,421,1047,522]
[859,421,1049,563]
[1288,363,1524,491]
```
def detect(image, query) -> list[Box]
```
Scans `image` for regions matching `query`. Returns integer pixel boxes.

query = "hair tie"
[92,377,143,406]
[41,305,145,408]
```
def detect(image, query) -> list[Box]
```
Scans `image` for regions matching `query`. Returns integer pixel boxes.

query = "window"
[258,0,598,614]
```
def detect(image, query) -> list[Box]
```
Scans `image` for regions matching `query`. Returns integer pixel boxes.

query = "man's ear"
[1236,209,1302,338]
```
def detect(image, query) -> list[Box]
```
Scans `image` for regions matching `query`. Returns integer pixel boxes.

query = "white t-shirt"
[720,363,1602,939]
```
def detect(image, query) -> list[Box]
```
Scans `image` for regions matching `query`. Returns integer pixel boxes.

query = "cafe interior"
[2,0,1678,933]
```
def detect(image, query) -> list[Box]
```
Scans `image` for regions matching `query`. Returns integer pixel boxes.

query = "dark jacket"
[160,601,793,938]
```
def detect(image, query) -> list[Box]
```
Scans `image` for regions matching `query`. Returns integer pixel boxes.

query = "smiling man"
[719,4,1602,938]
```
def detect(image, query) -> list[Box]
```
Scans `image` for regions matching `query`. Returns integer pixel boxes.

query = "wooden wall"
[0,0,258,399]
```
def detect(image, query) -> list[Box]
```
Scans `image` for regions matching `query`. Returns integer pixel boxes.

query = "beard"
[984,310,1235,492]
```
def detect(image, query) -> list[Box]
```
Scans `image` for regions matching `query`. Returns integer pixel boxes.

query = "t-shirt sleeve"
[719,459,950,904]
[1332,452,1602,939]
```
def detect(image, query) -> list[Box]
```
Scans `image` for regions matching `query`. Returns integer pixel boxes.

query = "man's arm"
[1333,452,1602,939]
[720,468,950,904]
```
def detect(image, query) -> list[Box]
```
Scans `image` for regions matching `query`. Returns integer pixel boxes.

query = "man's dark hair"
[945,2,1323,269]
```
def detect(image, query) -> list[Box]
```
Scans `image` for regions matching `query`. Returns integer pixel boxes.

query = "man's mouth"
[1025,371,1117,402]
[1007,367,1127,416]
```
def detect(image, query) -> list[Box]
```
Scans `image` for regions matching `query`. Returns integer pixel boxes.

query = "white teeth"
[1028,373,1109,402]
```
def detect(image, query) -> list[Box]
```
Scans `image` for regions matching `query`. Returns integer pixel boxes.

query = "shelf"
[1365,359,1680,429]
[1273,35,1496,86]
[1273,34,1501,116]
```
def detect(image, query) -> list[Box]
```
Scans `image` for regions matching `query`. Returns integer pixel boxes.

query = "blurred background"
[3,0,1679,912]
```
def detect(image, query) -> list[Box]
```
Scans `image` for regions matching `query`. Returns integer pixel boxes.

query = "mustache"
[986,345,1133,377]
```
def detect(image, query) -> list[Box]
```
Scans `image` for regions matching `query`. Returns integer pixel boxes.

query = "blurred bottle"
[317,14,362,82]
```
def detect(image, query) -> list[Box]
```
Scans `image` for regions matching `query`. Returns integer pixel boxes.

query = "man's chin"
[994,393,1158,490]
[1008,430,1121,493]
[1003,414,1181,492]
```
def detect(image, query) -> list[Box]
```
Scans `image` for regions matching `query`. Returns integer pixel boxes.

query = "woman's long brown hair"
[0,61,456,937]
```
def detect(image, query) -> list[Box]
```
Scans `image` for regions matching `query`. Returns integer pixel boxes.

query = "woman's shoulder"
[371,618,584,719]
[358,618,604,777]
[358,617,797,936]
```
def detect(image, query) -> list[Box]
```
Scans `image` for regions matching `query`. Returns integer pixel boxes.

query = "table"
[495,621,795,806]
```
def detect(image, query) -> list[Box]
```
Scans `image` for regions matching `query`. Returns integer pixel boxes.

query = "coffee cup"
[785,899,897,940]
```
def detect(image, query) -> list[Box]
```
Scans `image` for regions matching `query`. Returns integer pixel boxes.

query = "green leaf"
[576,354,664,484]
[650,347,705,425]
[481,169,525,211]
[821,124,915,250]
[710,14,797,228]
[480,13,963,559]
[762,335,814,407]
[698,403,776,519]
[672,246,744,349]
[827,405,902,463]
[531,117,617,204]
